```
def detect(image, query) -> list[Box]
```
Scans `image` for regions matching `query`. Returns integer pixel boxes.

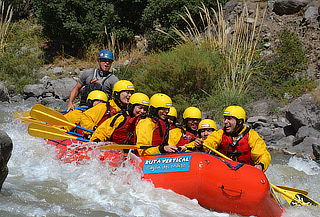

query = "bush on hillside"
[256,29,314,99]
[0,19,43,93]
[120,42,225,112]
[31,0,226,56]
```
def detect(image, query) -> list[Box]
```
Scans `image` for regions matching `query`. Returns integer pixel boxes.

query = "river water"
[0,103,319,217]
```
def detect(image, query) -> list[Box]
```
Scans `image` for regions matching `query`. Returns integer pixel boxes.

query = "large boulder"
[286,93,320,131]
[50,78,76,100]
[0,130,13,191]
[273,0,310,15]
[22,77,76,101]
[23,83,45,98]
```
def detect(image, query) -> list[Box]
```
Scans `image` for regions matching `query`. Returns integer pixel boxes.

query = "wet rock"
[312,144,320,163]
[0,130,13,191]
[0,82,9,102]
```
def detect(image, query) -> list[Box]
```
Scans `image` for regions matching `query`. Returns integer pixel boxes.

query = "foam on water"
[1,104,319,217]
[1,104,231,217]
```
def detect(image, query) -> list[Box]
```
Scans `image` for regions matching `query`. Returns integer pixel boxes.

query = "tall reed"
[0,1,13,53]
[162,2,264,101]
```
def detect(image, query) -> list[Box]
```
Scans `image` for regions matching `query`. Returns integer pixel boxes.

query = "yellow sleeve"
[109,99,121,112]
[248,129,271,171]
[63,110,83,131]
[186,141,195,148]
[135,118,161,155]
[203,129,224,152]
[90,115,125,142]
[79,103,107,131]
[168,128,182,146]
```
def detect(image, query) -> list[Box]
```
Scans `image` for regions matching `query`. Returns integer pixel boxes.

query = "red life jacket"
[97,103,119,126]
[109,112,133,144]
[151,118,169,147]
[176,128,196,147]
[218,129,253,165]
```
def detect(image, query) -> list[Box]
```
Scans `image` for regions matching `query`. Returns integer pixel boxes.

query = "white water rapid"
[0,103,319,217]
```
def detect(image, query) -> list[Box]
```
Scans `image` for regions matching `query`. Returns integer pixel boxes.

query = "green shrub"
[118,42,225,111]
[32,0,148,56]
[0,19,43,93]
[256,29,313,100]
[31,0,227,55]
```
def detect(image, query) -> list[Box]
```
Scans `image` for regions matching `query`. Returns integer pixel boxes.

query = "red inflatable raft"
[47,139,284,217]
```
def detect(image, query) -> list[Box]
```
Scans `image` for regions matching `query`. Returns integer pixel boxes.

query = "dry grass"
[0,1,13,53]
[160,2,264,97]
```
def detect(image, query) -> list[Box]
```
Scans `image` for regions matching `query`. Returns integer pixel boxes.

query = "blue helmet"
[98,50,114,61]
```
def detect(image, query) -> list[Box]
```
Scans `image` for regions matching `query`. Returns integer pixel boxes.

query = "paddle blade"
[275,185,308,196]
[14,110,31,120]
[28,123,76,141]
[30,104,75,127]
[272,184,319,206]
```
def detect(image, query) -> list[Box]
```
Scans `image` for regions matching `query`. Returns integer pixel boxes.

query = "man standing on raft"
[194,105,271,172]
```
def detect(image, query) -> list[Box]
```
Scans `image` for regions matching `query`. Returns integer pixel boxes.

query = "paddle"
[271,184,319,206]
[25,120,85,138]
[27,123,149,150]
[14,110,32,120]
[202,144,320,207]
[58,106,89,114]
[30,104,94,133]
[28,123,89,142]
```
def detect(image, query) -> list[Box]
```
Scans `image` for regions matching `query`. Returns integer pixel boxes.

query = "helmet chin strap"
[233,119,244,135]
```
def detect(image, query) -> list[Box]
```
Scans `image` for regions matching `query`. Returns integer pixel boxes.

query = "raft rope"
[210,153,245,171]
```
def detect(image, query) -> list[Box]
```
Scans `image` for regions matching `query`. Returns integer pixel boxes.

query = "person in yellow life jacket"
[64,90,108,132]
[194,106,271,172]
[109,80,135,115]
[168,107,202,151]
[79,80,135,133]
[186,119,217,150]
[90,92,149,144]
[135,93,178,155]
[167,106,178,129]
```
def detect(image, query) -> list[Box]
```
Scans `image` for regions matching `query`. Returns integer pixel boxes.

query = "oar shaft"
[203,144,232,160]
[59,106,89,114]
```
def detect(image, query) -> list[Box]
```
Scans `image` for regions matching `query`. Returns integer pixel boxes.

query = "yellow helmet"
[87,90,108,102]
[223,105,246,121]
[183,107,202,119]
[167,106,177,118]
[198,119,217,131]
[149,93,172,108]
[129,93,150,106]
[113,80,135,93]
